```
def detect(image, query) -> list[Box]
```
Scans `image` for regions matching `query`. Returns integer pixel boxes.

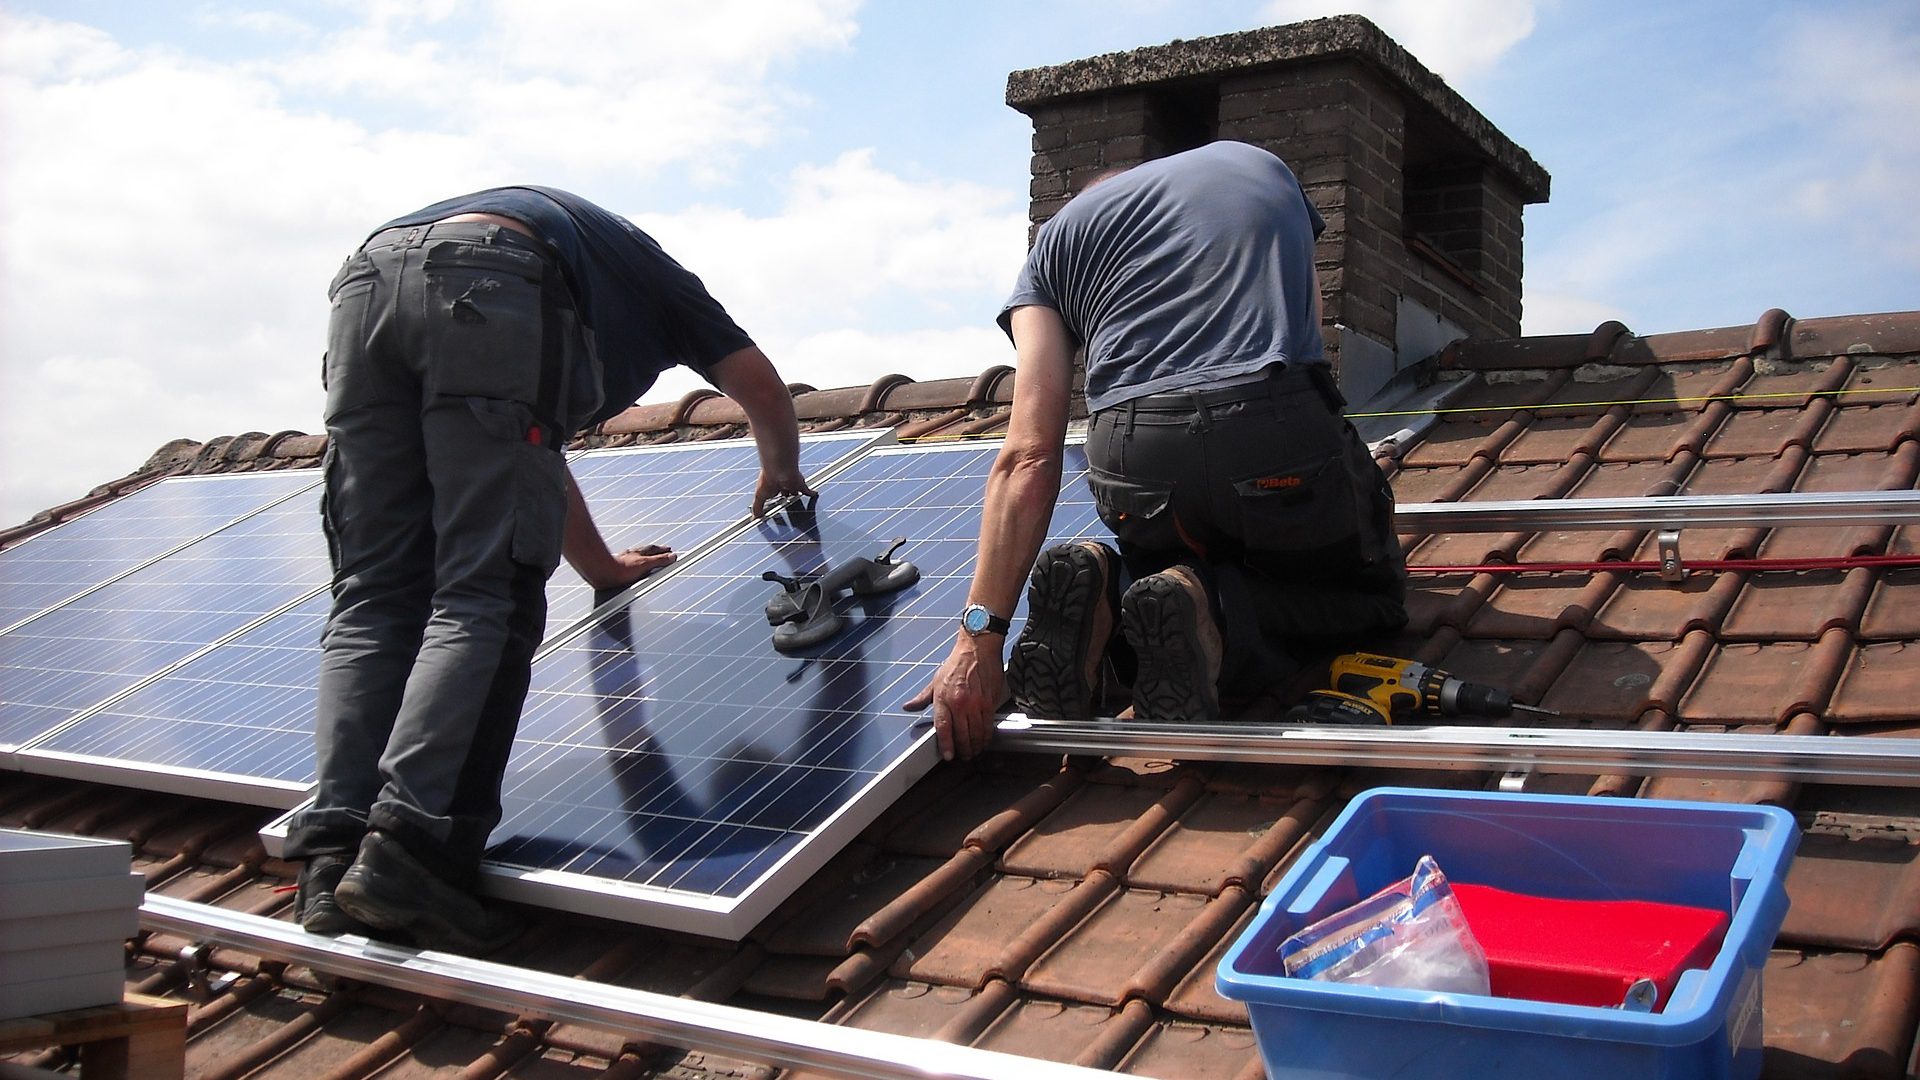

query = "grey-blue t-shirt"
[999,141,1327,413]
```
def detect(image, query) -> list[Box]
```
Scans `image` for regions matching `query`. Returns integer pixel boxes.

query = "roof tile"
[1678,634,1849,725]
[1761,944,1920,1079]
[1588,573,1731,641]
[1828,641,1920,724]
[1781,833,1920,951]
[970,995,1148,1069]
[1112,1020,1261,1080]
[1126,792,1320,895]
[1539,636,1709,721]
[1021,888,1213,1005]
[894,876,1080,989]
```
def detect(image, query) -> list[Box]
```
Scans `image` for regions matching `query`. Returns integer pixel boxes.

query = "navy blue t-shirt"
[376,186,754,429]
[1000,141,1327,412]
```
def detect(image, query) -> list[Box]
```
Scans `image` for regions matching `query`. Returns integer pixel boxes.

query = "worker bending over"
[911,141,1406,759]
[286,187,813,952]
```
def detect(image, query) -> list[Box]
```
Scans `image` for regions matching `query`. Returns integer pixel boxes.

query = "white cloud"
[632,149,1027,331]
[0,3,871,526]
[1263,0,1537,83]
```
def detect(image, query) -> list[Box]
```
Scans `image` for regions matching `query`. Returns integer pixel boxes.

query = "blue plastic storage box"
[1216,788,1798,1080]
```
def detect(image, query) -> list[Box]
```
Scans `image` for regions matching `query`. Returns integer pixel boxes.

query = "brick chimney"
[1005,15,1551,403]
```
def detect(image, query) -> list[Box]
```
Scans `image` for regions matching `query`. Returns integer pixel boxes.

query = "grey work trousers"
[1086,363,1409,697]
[284,222,581,886]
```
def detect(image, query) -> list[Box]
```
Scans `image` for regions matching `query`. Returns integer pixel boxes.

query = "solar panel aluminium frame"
[261,435,1102,938]
[17,431,897,810]
[0,470,323,637]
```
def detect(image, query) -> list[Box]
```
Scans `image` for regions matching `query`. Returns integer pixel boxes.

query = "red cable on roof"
[1408,553,1920,575]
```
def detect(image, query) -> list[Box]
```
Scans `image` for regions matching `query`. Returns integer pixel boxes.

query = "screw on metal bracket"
[1657,528,1686,582]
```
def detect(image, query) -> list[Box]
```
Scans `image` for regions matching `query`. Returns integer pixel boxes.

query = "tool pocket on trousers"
[323,254,382,420]
[422,243,547,403]
[1230,449,1370,560]
[1089,468,1184,551]
[466,397,567,574]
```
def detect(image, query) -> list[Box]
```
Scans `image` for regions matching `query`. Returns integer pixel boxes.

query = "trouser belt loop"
[1122,398,1138,439]
[1188,395,1212,434]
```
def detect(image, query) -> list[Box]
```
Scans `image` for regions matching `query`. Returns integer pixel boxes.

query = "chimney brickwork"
[1006,16,1550,397]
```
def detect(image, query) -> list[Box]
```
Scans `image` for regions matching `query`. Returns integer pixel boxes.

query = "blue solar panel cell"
[477,441,1110,933]
[0,472,317,632]
[0,486,329,751]
[16,432,888,804]
[543,432,890,639]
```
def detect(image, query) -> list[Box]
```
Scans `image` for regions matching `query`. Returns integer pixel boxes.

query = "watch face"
[962,606,989,633]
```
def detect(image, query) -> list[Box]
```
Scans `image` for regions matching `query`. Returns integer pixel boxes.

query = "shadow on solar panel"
[472,441,1108,938]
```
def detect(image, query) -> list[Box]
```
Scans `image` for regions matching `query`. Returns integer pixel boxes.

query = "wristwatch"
[960,603,1011,637]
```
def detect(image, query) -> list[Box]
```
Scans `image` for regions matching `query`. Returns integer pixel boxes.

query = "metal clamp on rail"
[764,539,919,652]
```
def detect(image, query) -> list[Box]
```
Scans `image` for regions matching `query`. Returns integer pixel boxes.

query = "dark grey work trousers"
[1085,363,1409,697]
[284,222,582,886]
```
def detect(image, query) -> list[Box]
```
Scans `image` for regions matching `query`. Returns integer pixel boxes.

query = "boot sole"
[1123,574,1221,723]
[1007,544,1109,722]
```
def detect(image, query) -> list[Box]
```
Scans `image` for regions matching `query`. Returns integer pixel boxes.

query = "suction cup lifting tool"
[764,538,919,653]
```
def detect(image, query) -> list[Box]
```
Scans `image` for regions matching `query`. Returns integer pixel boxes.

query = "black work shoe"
[297,854,375,936]
[334,831,523,955]
[1007,541,1118,722]
[1122,565,1224,723]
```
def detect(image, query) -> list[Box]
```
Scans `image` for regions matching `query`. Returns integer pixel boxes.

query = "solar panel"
[16,432,892,805]
[543,431,892,639]
[467,440,1108,936]
[0,485,329,753]
[0,471,318,633]
[18,593,331,804]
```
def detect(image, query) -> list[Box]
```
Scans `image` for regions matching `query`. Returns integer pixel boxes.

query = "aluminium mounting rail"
[1396,489,1920,532]
[140,895,1120,1080]
[993,717,1920,787]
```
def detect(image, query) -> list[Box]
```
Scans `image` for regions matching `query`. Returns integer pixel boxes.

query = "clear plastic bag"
[1279,854,1491,995]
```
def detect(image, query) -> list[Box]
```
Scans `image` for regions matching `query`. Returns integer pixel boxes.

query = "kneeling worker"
[910,141,1407,759]
[286,186,814,952]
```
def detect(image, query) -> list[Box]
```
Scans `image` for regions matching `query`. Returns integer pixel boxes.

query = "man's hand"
[590,543,675,591]
[904,635,1003,761]
[752,468,816,518]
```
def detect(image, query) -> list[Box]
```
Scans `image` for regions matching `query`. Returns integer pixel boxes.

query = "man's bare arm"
[706,345,815,516]
[561,466,675,590]
[905,305,1076,760]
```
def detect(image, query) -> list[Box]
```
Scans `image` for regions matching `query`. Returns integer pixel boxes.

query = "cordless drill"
[1319,651,1558,723]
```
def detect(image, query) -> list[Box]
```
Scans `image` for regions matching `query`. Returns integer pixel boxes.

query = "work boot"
[1007,541,1118,721]
[334,831,523,955]
[1122,565,1224,723]
[296,853,374,936]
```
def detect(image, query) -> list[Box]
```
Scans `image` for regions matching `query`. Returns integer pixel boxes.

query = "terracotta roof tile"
[1828,641,1920,724]
[1859,569,1920,640]
[1781,832,1920,951]
[970,994,1149,1069]
[12,310,1920,1080]
[1112,1019,1263,1080]
[1021,888,1214,1005]
[1762,944,1920,1080]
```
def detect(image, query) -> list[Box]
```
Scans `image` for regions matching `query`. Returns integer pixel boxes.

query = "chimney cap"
[1005,14,1549,203]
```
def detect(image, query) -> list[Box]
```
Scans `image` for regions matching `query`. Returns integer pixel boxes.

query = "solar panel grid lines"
[15,431,892,806]
[473,440,1110,935]
[0,471,320,634]
[0,484,332,754]
[20,592,332,805]
[541,430,894,642]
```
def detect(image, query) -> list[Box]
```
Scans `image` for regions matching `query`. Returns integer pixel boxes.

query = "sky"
[2,1,1916,527]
